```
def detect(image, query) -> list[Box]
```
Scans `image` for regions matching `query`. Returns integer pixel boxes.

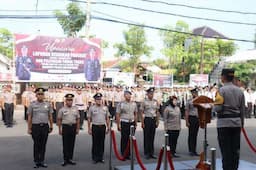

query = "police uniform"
[140,87,160,159]
[73,88,86,129]
[163,96,181,157]
[185,88,199,156]
[213,68,245,170]
[27,88,53,168]
[54,86,65,123]
[116,91,137,158]
[58,94,80,166]
[2,85,16,127]
[87,93,110,163]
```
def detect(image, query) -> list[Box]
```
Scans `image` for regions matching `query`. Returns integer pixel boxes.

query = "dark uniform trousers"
[108,101,116,118]
[78,110,85,127]
[2,108,5,123]
[4,103,14,126]
[92,124,106,161]
[218,127,241,170]
[121,121,135,157]
[62,124,77,161]
[31,124,49,163]
[188,115,199,153]
[167,130,180,154]
[143,117,156,156]
[24,106,28,120]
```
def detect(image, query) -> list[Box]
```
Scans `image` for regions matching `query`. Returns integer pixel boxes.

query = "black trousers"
[78,110,84,128]
[24,106,28,120]
[31,124,49,163]
[1,108,5,122]
[121,121,135,157]
[218,127,241,170]
[188,115,199,153]
[167,130,180,154]
[143,117,156,156]
[62,124,77,161]
[92,124,106,161]
[4,103,14,126]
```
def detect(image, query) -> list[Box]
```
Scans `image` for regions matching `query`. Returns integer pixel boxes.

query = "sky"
[0,0,255,61]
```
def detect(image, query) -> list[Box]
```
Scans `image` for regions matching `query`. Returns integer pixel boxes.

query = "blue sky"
[0,0,255,60]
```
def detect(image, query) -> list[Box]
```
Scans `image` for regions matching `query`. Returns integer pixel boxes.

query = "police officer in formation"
[213,68,245,170]
[116,90,137,160]
[58,93,80,166]
[2,85,16,128]
[185,88,200,156]
[87,93,110,164]
[73,87,87,130]
[27,88,53,168]
[163,95,181,158]
[140,87,160,159]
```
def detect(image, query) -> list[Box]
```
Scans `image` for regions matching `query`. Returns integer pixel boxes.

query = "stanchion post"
[210,148,216,170]
[109,118,113,170]
[130,125,135,170]
[164,133,169,170]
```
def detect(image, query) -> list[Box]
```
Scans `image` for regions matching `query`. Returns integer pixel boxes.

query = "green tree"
[228,60,256,86]
[54,2,86,37]
[160,21,237,83]
[114,25,153,72]
[0,28,13,58]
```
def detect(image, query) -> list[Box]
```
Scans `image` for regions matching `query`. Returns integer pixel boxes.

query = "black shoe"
[99,159,105,163]
[150,155,157,159]
[80,127,83,130]
[39,163,48,168]
[145,155,151,160]
[62,161,68,166]
[172,153,180,158]
[68,160,76,165]
[34,163,40,168]
[189,152,199,156]
[125,156,131,160]
[92,160,97,164]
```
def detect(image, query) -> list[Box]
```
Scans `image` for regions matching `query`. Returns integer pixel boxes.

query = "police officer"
[116,90,137,160]
[73,87,87,130]
[140,87,160,159]
[58,94,80,166]
[213,68,245,170]
[2,85,16,128]
[163,96,181,158]
[27,88,53,168]
[185,87,199,156]
[87,93,110,164]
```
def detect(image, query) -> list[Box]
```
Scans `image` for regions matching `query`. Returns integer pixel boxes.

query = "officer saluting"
[87,93,110,164]
[140,87,160,159]
[27,88,53,168]
[58,94,80,166]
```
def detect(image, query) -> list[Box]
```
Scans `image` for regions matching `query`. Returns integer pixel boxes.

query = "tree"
[0,28,13,58]
[114,25,153,72]
[160,21,237,83]
[54,2,86,37]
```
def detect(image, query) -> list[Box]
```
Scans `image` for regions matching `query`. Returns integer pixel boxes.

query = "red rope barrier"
[132,138,147,170]
[167,150,175,170]
[155,147,164,170]
[111,130,130,161]
[241,127,256,153]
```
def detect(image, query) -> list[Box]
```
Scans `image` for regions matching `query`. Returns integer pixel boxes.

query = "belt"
[92,124,105,127]
[75,104,84,106]
[33,123,48,127]
[145,116,156,120]
[121,119,134,123]
[63,123,76,126]
[217,113,240,118]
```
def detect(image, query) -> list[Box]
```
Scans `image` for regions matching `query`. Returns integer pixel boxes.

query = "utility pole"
[85,0,91,38]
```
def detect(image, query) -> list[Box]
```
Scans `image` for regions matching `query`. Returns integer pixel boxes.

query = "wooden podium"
[193,96,213,170]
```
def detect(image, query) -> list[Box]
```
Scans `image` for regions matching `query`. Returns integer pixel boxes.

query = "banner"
[105,71,135,87]
[153,74,173,87]
[14,34,101,82]
[189,74,209,87]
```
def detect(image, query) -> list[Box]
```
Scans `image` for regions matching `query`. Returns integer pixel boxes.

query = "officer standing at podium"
[214,68,245,170]
[185,88,199,156]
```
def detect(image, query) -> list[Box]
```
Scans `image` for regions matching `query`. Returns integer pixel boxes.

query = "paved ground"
[0,105,256,170]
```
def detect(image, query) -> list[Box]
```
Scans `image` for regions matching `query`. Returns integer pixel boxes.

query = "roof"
[192,26,228,39]
[225,49,256,63]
